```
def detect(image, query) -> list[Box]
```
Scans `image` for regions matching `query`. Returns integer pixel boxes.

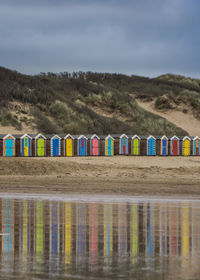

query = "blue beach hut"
[3,134,15,157]
[20,134,32,156]
[105,135,114,156]
[51,135,61,157]
[147,135,156,156]
[160,136,168,156]
[77,135,88,156]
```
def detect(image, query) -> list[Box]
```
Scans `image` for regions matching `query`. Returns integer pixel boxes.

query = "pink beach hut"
[90,134,100,156]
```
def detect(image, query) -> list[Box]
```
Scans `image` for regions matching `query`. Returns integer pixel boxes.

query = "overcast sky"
[0,0,199,77]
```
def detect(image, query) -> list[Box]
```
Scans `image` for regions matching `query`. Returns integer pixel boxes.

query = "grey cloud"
[0,0,199,77]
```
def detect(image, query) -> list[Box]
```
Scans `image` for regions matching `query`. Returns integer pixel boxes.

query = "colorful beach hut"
[3,134,15,157]
[160,136,168,156]
[132,135,140,156]
[64,134,74,157]
[170,136,179,156]
[77,135,87,156]
[51,135,61,157]
[193,136,200,156]
[90,134,100,156]
[20,134,32,156]
[182,136,191,156]
[119,134,128,155]
[35,134,46,157]
[105,135,114,156]
[147,135,156,156]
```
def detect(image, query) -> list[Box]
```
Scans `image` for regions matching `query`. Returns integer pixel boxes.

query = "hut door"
[148,139,155,156]
[24,137,29,156]
[133,139,139,155]
[66,139,73,156]
[196,140,199,155]
[184,140,190,156]
[80,138,86,156]
[108,138,112,156]
[53,138,59,156]
[38,139,44,157]
[6,139,14,157]
[122,137,126,154]
[92,138,98,156]
[173,140,178,155]
[162,139,167,156]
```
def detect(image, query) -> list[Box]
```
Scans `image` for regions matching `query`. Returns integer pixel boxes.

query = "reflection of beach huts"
[105,135,114,156]
[3,134,15,157]
[78,135,87,156]
[193,136,200,156]
[20,134,32,157]
[132,135,140,156]
[160,136,168,156]
[170,136,179,156]
[35,134,46,157]
[119,134,128,155]
[64,134,74,156]
[51,135,61,157]
[182,136,191,156]
[147,136,156,156]
[90,134,100,156]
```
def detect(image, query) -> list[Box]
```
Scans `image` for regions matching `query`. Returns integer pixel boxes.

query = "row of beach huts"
[0,133,200,157]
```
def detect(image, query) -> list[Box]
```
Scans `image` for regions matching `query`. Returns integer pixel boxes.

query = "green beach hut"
[35,134,46,157]
[131,135,140,155]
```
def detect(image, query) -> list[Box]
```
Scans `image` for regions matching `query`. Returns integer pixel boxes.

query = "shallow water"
[0,195,200,279]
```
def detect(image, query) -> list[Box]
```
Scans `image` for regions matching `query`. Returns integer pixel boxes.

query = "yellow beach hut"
[64,134,74,157]
[182,136,191,156]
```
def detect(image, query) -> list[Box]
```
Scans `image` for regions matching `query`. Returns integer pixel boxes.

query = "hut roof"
[193,136,200,140]
[35,133,47,139]
[105,134,115,140]
[90,134,100,140]
[50,134,61,140]
[147,135,156,140]
[131,135,141,140]
[182,136,191,141]
[0,133,194,140]
[77,135,88,140]
[64,134,74,139]
[20,133,32,139]
[2,134,16,139]
[120,134,128,139]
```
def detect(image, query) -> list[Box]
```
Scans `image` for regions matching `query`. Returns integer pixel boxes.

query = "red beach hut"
[170,136,179,156]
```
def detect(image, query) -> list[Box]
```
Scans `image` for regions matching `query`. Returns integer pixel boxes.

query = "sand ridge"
[136,99,200,136]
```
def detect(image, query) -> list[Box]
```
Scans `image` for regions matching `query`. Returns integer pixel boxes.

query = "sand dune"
[0,125,38,135]
[137,99,200,136]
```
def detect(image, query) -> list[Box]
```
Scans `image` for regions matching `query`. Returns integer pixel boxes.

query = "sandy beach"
[0,156,200,197]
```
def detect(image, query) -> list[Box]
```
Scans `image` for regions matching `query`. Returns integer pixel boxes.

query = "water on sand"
[0,194,200,279]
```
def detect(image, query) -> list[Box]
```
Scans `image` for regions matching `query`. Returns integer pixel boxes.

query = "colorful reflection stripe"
[0,198,200,270]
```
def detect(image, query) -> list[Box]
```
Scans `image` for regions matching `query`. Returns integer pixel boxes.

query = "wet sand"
[0,156,200,196]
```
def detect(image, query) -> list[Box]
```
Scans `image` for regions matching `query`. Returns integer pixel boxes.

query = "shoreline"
[0,156,200,196]
[0,192,200,201]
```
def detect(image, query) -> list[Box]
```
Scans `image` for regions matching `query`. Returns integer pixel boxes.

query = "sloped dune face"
[136,99,200,136]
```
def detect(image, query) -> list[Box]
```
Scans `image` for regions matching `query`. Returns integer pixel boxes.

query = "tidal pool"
[0,194,199,279]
